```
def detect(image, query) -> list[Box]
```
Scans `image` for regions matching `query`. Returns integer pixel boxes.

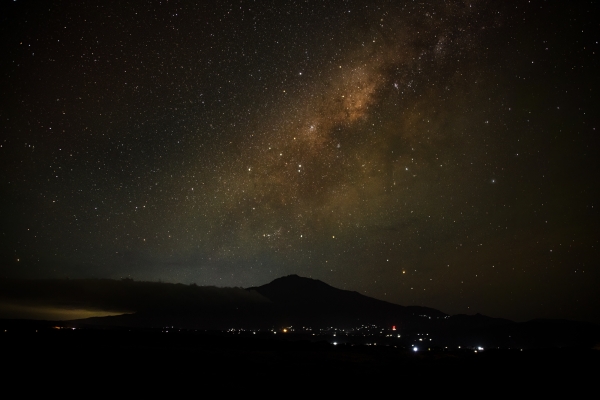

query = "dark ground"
[2,320,598,393]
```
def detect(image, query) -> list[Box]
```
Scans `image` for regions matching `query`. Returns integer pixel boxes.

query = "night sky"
[1,0,598,323]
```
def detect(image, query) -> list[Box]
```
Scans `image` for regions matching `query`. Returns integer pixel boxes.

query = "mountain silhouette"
[247,274,447,329]
[2,275,598,348]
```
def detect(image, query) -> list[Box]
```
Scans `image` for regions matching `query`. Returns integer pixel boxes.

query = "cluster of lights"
[218,326,485,353]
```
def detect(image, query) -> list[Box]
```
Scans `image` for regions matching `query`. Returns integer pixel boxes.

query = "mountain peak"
[250,274,335,304]
[269,274,327,286]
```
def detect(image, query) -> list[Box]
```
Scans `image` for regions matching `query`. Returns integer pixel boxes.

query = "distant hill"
[0,278,268,313]
[248,274,447,328]
[1,275,598,348]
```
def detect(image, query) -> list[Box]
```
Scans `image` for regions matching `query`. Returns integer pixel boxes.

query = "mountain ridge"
[1,275,598,349]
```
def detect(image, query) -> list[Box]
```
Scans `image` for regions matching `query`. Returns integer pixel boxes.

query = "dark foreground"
[2,321,599,392]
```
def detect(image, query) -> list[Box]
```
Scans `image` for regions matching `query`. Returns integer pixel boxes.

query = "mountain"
[1,275,598,348]
[248,274,447,328]
[65,275,450,330]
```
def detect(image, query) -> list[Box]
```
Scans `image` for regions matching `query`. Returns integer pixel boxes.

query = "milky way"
[1,1,598,322]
